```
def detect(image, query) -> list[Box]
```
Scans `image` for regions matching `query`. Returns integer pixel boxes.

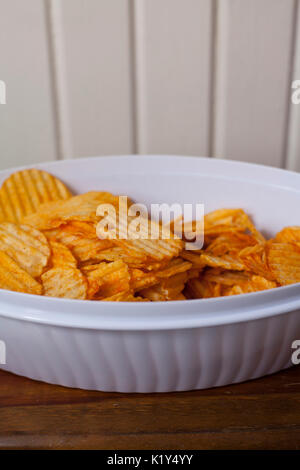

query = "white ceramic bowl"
[0,155,299,393]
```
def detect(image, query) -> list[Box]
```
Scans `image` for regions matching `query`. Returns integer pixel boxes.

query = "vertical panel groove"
[212,0,296,167]
[286,0,300,171]
[0,0,57,168]
[209,0,220,158]
[128,0,138,155]
[282,0,299,169]
[131,0,147,154]
[45,0,72,160]
[211,0,228,159]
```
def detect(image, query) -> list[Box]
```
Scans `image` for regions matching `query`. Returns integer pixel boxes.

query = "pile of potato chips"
[0,168,299,301]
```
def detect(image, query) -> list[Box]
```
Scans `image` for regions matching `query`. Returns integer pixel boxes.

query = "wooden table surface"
[0,366,299,450]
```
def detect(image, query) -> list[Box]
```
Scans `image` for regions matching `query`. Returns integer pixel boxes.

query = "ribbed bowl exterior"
[1,309,299,393]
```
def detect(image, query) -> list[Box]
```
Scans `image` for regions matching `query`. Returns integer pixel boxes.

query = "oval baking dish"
[0,155,299,393]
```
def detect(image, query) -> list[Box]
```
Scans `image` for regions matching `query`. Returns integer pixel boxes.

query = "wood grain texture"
[0,0,57,169]
[0,367,299,450]
[213,0,296,167]
[58,0,134,158]
[135,0,213,156]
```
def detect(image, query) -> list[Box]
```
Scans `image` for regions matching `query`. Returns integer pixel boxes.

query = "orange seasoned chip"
[49,240,77,269]
[96,207,183,262]
[181,250,206,269]
[173,293,186,300]
[75,191,123,207]
[116,237,183,263]
[223,275,277,296]
[200,253,244,271]
[154,258,192,278]
[85,245,146,268]
[184,278,221,299]
[239,243,275,280]
[0,222,50,278]
[138,286,165,301]
[206,232,258,256]
[0,199,5,223]
[0,251,42,295]
[204,208,265,243]
[82,260,130,299]
[41,267,87,299]
[23,198,99,230]
[275,226,300,244]
[130,258,191,293]
[0,173,296,303]
[267,242,300,285]
[44,222,114,264]
[102,291,147,302]
[204,208,246,226]
[203,269,251,286]
[23,191,120,231]
[0,169,72,223]
[130,268,158,292]
[140,272,188,301]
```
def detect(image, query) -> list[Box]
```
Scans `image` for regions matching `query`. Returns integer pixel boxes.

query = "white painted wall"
[0,0,299,170]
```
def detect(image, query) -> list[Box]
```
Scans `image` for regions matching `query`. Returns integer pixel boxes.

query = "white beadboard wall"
[0,0,299,170]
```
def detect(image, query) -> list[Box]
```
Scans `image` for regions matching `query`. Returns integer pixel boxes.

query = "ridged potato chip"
[267,242,300,285]
[239,243,275,280]
[204,209,265,243]
[200,253,244,271]
[204,208,245,226]
[44,222,114,264]
[173,293,186,300]
[82,260,130,299]
[275,226,300,244]
[0,167,298,302]
[97,207,183,262]
[115,238,183,263]
[0,200,6,223]
[0,169,72,223]
[140,272,188,301]
[41,267,87,299]
[130,258,191,293]
[130,268,158,292]
[206,232,258,256]
[102,291,147,302]
[223,276,277,295]
[0,222,50,278]
[181,251,206,269]
[0,251,42,295]
[184,278,221,299]
[23,192,120,230]
[203,269,251,286]
[49,240,77,269]
[155,258,192,278]
[23,199,98,231]
[91,246,152,268]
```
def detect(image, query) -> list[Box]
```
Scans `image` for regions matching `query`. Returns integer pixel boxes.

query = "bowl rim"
[0,282,300,330]
[0,154,300,330]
